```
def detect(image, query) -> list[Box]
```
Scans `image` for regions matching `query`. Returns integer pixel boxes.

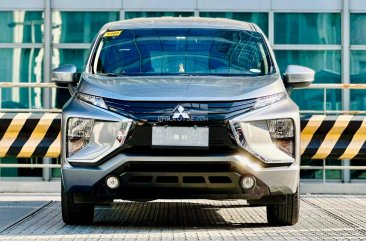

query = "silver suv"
[52,17,314,226]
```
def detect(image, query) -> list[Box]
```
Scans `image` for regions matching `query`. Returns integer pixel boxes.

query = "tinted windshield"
[92,28,275,76]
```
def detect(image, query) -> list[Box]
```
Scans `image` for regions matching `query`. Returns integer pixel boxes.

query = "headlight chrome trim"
[77,92,108,109]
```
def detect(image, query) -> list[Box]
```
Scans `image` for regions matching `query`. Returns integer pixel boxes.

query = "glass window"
[351,160,366,180]
[52,12,119,43]
[275,50,341,111]
[0,48,44,109]
[275,50,341,83]
[52,158,61,178]
[125,12,194,19]
[350,50,366,110]
[0,157,43,178]
[300,159,342,180]
[350,14,366,45]
[94,28,275,76]
[52,49,89,72]
[199,12,268,36]
[0,11,43,43]
[274,13,341,44]
[52,49,89,108]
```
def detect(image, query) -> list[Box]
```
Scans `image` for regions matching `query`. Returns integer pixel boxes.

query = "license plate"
[152,126,209,147]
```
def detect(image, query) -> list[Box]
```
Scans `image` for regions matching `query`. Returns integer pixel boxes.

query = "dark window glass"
[274,13,341,44]
[0,157,42,177]
[300,159,342,180]
[199,12,268,36]
[351,159,366,180]
[0,11,43,43]
[94,28,274,76]
[52,12,119,43]
[52,158,61,178]
[125,12,194,19]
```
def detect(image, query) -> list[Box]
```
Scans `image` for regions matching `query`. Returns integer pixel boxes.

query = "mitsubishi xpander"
[52,17,315,226]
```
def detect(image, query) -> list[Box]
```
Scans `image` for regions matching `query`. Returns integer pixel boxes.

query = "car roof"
[107,17,257,32]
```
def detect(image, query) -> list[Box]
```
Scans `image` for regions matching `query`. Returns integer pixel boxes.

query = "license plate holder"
[152,126,209,148]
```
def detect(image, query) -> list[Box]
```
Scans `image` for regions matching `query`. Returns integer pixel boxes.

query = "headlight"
[252,92,287,110]
[77,92,108,109]
[267,119,295,158]
[67,117,132,159]
[67,118,94,157]
[230,118,295,164]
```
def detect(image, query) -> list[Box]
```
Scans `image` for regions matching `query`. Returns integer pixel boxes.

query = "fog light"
[240,176,256,190]
[106,176,120,189]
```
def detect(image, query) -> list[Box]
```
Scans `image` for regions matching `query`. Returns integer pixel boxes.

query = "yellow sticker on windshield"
[103,30,122,37]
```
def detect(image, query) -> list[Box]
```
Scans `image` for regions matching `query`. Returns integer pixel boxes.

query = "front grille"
[103,98,256,121]
[127,174,233,185]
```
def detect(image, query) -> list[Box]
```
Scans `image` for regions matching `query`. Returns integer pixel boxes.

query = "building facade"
[0,0,365,184]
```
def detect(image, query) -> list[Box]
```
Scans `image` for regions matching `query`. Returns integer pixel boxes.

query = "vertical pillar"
[342,0,351,183]
[43,0,52,181]
[194,0,199,17]
[120,0,125,20]
[268,11,274,47]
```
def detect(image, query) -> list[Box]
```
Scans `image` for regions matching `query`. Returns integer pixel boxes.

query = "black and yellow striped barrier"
[301,115,366,160]
[0,113,365,159]
[0,113,61,158]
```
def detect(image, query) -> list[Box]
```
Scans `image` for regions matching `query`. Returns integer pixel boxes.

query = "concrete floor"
[0,194,366,240]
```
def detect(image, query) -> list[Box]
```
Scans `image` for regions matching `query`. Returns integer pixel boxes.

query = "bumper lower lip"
[62,153,299,197]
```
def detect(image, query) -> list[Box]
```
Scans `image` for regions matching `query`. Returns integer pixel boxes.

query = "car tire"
[61,181,94,225]
[266,187,299,226]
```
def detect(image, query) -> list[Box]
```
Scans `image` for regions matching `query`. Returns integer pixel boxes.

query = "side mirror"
[283,65,315,89]
[51,64,79,86]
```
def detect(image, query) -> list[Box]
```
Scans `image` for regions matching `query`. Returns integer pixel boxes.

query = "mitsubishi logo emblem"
[172,105,190,119]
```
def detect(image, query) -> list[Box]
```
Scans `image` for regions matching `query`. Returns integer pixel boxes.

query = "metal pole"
[342,0,351,183]
[323,88,327,114]
[323,159,326,184]
[268,11,274,47]
[194,0,199,17]
[43,0,52,182]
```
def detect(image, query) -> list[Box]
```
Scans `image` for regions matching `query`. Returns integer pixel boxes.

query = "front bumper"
[62,153,299,202]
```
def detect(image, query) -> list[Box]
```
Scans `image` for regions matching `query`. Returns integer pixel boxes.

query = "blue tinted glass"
[0,11,43,43]
[53,49,89,72]
[274,13,341,44]
[53,12,119,43]
[350,51,366,110]
[199,12,268,36]
[52,49,90,108]
[95,29,274,76]
[275,50,341,83]
[125,12,194,19]
[275,50,341,111]
[350,14,366,45]
[0,48,44,109]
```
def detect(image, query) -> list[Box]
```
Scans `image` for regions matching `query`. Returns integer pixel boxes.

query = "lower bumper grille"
[122,172,237,190]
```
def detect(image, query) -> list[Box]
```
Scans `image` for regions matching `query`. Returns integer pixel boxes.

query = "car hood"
[78,74,286,101]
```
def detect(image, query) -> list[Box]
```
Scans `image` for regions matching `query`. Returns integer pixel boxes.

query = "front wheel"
[61,182,94,225]
[266,188,300,226]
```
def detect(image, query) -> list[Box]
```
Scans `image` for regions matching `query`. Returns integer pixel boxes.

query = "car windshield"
[92,28,275,76]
